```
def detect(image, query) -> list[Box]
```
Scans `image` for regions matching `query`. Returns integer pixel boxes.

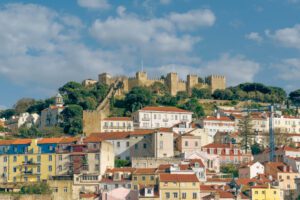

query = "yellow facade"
[251,186,281,200]
[7,139,56,183]
[132,169,158,190]
[159,181,200,200]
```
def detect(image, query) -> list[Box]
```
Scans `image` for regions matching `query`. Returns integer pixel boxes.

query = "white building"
[40,93,64,128]
[101,117,133,132]
[133,106,193,129]
[239,161,265,179]
[201,114,236,141]
[5,112,39,131]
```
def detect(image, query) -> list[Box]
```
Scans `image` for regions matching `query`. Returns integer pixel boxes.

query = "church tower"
[55,92,64,107]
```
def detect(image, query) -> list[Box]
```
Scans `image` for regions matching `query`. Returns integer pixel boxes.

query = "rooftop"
[159,173,199,182]
[140,106,191,113]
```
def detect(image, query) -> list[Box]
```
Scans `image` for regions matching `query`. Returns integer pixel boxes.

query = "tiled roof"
[204,116,233,122]
[58,137,78,144]
[219,191,235,198]
[0,139,14,145]
[157,128,173,132]
[103,117,132,121]
[134,168,157,174]
[106,167,136,173]
[160,173,199,182]
[83,135,103,143]
[188,159,205,168]
[130,129,156,136]
[202,143,231,148]
[140,106,191,113]
[38,137,62,144]
[11,139,32,145]
[89,132,130,140]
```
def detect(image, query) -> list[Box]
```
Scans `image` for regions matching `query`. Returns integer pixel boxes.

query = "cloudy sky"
[0,0,300,108]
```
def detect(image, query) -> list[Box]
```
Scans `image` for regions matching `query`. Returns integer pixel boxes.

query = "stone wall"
[0,194,53,200]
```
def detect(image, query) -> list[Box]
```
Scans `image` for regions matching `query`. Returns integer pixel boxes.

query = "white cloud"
[245,32,263,43]
[266,24,300,49]
[77,0,110,10]
[0,3,122,93]
[160,0,172,5]
[276,58,300,80]
[168,9,216,31]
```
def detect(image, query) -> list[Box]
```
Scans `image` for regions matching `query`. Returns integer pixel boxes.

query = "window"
[192,192,197,199]
[134,176,137,181]
[255,191,258,194]
[182,192,187,199]
[166,192,170,199]
[195,141,198,147]
[274,191,276,194]
[134,185,138,190]
[287,175,290,180]
[58,165,62,172]
[117,142,120,148]
[115,184,119,188]
[126,141,130,147]
[185,141,188,147]
[3,156,7,162]
[37,176,40,181]
[147,188,152,194]
[13,167,17,173]
[262,191,265,194]
[135,144,138,150]
[37,155,41,163]
[142,176,146,181]
[37,166,40,173]
[160,141,163,149]
[24,177,28,182]
[24,156,28,162]
[173,192,178,198]
[287,184,290,189]
[95,154,100,160]
[13,156,17,162]
[13,177,16,183]
[53,187,58,193]
[3,167,7,172]
[48,155,52,161]
[48,165,52,172]
[104,185,107,190]
[150,176,154,181]
[143,143,147,149]
[59,155,62,161]
[49,146,53,151]
[64,187,68,192]
[95,164,99,171]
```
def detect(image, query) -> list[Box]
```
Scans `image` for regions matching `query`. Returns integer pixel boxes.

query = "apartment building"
[133,106,192,129]
[175,132,202,154]
[239,161,264,179]
[100,117,133,132]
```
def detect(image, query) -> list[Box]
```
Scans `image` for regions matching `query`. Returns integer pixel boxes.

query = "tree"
[238,114,254,153]
[290,89,300,105]
[20,182,52,194]
[176,91,189,101]
[220,164,238,177]
[150,82,168,95]
[18,126,43,138]
[212,89,233,100]
[181,98,205,118]
[251,142,262,155]
[60,105,83,135]
[14,98,36,114]
[191,88,212,99]
[27,98,55,114]
[115,159,131,167]
[124,87,154,113]
[157,94,178,106]
[0,109,16,119]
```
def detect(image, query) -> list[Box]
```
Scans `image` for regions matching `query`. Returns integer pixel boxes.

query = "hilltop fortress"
[83,71,226,96]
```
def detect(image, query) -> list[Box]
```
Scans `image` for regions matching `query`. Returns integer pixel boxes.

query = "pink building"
[101,187,138,200]
[176,132,202,153]
[202,143,253,164]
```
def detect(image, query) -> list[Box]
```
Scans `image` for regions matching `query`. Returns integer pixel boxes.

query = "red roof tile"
[12,139,32,145]
[103,117,132,121]
[0,139,14,145]
[140,106,191,113]
[204,116,233,122]
[38,137,62,144]
[134,168,157,174]
[160,173,199,182]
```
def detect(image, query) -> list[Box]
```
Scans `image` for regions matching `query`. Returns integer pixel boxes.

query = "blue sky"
[0,0,300,109]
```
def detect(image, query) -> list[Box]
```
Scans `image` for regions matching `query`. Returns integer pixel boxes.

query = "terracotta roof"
[188,159,205,168]
[206,178,232,183]
[202,143,231,149]
[140,106,191,113]
[103,117,132,121]
[89,132,130,140]
[134,168,157,174]
[106,167,136,173]
[11,139,32,145]
[0,139,14,145]
[38,137,62,144]
[83,135,103,143]
[235,178,254,186]
[160,173,199,182]
[79,193,98,198]
[130,129,156,136]
[219,191,235,198]
[157,128,173,132]
[204,116,233,122]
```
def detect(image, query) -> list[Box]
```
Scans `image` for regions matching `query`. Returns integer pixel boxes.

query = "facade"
[133,106,192,129]
[202,143,253,165]
[251,185,281,200]
[176,133,202,154]
[159,173,200,200]
[98,71,226,96]
[101,117,133,132]
[201,115,236,141]
[40,93,64,128]
[239,161,265,179]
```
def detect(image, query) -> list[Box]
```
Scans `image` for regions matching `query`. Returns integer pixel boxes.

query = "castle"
[83,71,226,96]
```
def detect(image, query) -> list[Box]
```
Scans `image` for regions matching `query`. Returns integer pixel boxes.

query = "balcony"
[22,170,40,175]
[142,118,150,121]
[22,160,40,166]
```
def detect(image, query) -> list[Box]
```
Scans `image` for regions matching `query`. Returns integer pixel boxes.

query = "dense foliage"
[20,182,52,194]
[60,105,83,135]
[115,159,131,167]
[220,164,239,178]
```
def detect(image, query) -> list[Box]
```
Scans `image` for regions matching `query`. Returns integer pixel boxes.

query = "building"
[133,106,193,129]
[239,161,264,179]
[40,93,64,128]
[251,184,282,200]
[132,168,158,191]
[98,71,226,96]
[48,175,73,200]
[101,117,133,132]
[101,187,138,200]
[201,115,236,141]
[5,112,39,131]
[159,173,200,200]
[202,143,253,165]
[175,132,202,154]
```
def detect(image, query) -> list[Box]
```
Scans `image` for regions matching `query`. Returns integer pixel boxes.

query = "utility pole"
[269,105,275,162]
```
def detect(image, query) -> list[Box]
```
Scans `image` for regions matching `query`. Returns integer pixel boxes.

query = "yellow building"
[132,168,158,190]
[159,173,200,200]
[251,184,281,200]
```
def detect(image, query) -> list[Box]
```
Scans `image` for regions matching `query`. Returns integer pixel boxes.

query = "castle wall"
[206,75,226,93]
[187,75,199,95]
[177,81,186,93]
[83,110,104,135]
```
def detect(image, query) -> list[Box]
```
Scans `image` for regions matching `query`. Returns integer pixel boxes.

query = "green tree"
[191,88,212,99]
[0,109,16,119]
[220,164,238,177]
[124,87,154,113]
[150,82,168,95]
[290,89,300,105]
[181,98,205,118]
[115,159,131,167]
[157,94,178,106]
[14,98,36,114]
[251,142,262,155]
[20,182,52,194]
[238,114,253,153]
[212,89,234,100]
[60,105,83,135]
[18,126,43,138]
[176,91,189,101]
[27,98,55,114]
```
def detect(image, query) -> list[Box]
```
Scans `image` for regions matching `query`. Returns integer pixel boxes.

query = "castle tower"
[99,73,112,85]
[55,92,64,107]
[136,71,148,83]
[187,74,199,95]
[206,75,226,93]
[166,72,179,96]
